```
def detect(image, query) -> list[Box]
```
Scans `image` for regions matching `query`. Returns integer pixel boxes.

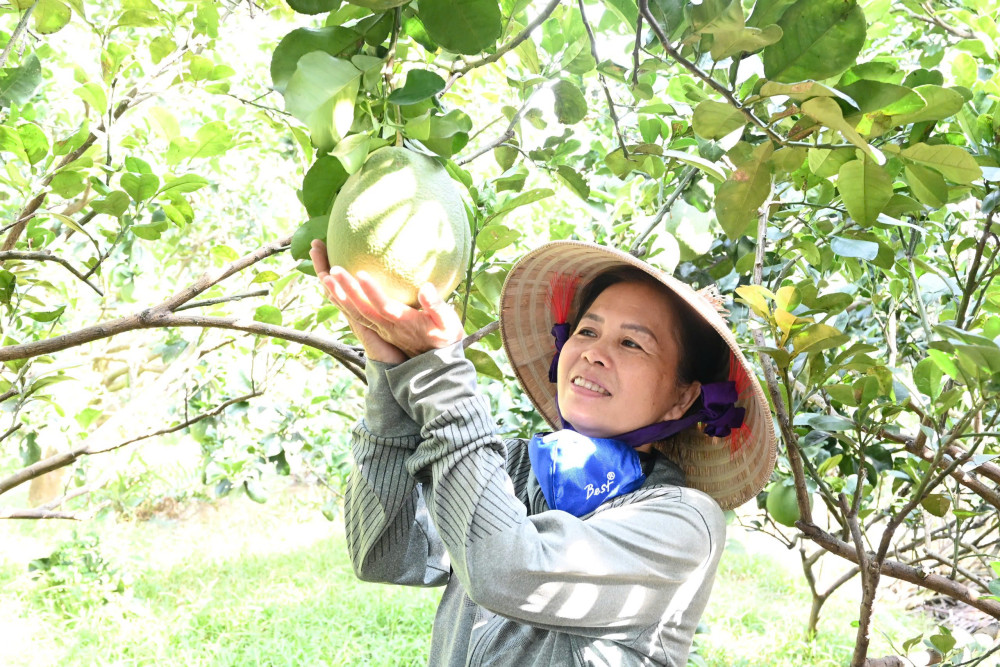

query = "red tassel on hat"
[546,273,580,325]
[727,348,753,459]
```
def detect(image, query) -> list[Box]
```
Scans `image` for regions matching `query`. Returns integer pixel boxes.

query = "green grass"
[0,485,932,666]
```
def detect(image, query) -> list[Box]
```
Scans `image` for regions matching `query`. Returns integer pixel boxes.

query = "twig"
[637,0,785,146]
[0,508,84,520]
[461,320,500,348]
[456,91,539,166]
[0,250,104,296]
[0,391,263,496]
[0,423,22,443]
[632,13,643,86]
[87,390,263,454]
[578,0,628,159]
[630,166,697,255]
[174,289,270,312]
[894,3,975,40]
[0,0,36,69]
[446,0,562,82]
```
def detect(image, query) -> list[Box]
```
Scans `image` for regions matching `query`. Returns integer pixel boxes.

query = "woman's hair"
[571,267,730,389]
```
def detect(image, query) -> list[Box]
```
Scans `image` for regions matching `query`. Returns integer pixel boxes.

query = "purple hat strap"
[547,323,571,383]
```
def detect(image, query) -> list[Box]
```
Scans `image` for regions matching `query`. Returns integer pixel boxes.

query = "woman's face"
[555,281,701,439]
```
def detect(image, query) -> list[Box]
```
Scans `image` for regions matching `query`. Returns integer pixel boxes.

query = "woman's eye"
[623,339,642,350]
[576,328,597,337]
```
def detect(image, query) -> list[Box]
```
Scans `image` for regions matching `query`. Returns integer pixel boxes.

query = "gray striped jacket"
[344,342,726,666]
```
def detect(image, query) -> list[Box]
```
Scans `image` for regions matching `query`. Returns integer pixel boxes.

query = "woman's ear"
[662,381,701,421]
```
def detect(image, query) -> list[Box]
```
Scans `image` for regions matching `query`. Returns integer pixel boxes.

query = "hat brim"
[499,240,777,511]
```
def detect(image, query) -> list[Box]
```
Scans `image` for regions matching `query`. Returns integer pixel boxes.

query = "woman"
[309,239,776,666]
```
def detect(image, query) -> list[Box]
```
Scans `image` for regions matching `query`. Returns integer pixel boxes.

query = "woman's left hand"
[320,256,465,360]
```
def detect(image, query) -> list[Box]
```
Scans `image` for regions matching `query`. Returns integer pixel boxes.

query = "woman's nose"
[581,345,608,366]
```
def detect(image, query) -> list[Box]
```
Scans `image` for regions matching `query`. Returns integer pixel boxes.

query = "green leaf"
[484,188,553,225]
[837,159,892,227]
[476,224,520,253]
[283,52,361,151]
[0,54,43,108]
[660,149,726,182]
[252,271,280,284]
[270,26,362,93]
[90,191,130,218]
[688,0,744,34]
[903,164,948,209]
[792,323,846,356]
[465,348,503,380]
[387,69,445,105]
[50,171,86,198]
[762,0,866,83]
[74,82,107,115]
[18,123,49,165]
[715,142,773,239]
[0,125,28,162]
[838,80,919,114]
[131,220,168,240]
[290,216,328,261]
[25,305,66,322]
[794,412,854,432]
[254,305,283,326]
[920,494,951,518]
[830,235,878,260]
[121,173,160,202]
[551,79,587,125]
[913,357,943,399]
[211,245,240,266]
[158,174,209,196]
[692,100,746,140]
[801,97,881,163]
[287,0,340,14]
[807,148,853,178]
[604,0,638,28]
[759,80,856,105]
[709,24,783,60]
[554,165,589,200]
[189,121,234,161]
[329,133,372,173]
[927,348,960,381]
[34,0,72,34]
[735,284,774,319]
[900,143,982,185]
[888,85,964,126]
[418,0,502,55]
[302,156,349,217]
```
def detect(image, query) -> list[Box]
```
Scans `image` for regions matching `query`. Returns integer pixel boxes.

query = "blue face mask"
[528,430,647,517]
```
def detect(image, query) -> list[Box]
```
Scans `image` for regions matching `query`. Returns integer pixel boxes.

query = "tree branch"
[0,391,262,497]
[0,250,104,296]
[447,0,562,80]
[174,289,271,312]
[578,0,628,160]
[894,3,975,40]
[0,508,85,520]
[631,166,697,255]
[797,521,1000,619]
[0,0,36,69]
[637,0,785,146]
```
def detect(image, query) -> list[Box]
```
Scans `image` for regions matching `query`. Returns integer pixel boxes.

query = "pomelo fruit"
[327,146,470,307]
[766,483,805,527]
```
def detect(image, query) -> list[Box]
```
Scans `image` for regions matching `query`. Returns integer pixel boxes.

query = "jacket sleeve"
[343,358,450,587]
[386,342,727,638]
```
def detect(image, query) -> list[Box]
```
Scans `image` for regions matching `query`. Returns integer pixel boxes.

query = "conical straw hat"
[499,240,777,511]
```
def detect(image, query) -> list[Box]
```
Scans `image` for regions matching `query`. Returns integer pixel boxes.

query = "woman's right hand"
[310,240,407,364]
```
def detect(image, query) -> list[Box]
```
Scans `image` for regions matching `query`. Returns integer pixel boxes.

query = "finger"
[330,267,384,324]
[417,283,447,330]
[356,271,408,319]
[309,240,331,277]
